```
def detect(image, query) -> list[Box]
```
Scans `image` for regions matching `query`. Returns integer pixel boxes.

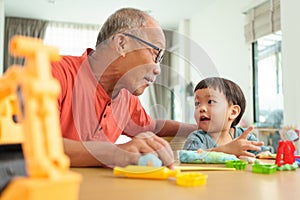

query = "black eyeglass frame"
[123,33,164,63]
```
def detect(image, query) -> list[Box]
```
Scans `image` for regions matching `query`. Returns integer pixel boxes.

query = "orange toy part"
[0,94,23,144]
[0,36,81,200]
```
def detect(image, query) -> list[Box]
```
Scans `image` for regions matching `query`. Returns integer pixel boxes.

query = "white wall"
[186,0,253,125]
[0,0,4,74]
[281,1,300,128]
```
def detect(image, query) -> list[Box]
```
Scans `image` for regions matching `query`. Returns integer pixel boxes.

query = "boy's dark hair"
[194,77,246,127]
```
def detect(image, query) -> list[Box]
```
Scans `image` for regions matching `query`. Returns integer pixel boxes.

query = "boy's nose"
[199,105,207,112]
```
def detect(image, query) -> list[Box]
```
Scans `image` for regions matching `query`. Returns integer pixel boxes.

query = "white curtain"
[244,0,281,43]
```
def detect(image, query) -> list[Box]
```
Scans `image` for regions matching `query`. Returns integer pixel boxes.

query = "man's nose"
[153,64,161,75]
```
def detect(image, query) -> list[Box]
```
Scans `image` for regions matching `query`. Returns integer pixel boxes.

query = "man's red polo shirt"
[51,49,155,142]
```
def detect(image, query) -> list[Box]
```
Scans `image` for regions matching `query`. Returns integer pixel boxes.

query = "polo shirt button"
[108,102,111,106]
[103,114,106,118]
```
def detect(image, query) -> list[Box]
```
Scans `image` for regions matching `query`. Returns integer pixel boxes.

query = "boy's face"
[194,88,232,133]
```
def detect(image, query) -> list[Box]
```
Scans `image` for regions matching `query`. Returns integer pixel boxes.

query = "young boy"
[183,77,268,158]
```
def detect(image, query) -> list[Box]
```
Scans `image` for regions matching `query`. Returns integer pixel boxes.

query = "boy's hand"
[216,126,264,157]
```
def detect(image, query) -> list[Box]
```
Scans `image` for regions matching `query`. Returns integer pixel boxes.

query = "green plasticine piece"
[225,160,247,170]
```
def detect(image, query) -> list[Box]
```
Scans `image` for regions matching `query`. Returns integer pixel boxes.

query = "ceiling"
[4,0,216,30]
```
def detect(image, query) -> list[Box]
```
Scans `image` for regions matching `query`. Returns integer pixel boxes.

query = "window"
[253,31,283,128]
[43,22,100,56]
[244,0,282,128]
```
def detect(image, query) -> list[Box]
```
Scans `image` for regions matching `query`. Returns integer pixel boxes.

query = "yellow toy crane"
[0,36,81,200]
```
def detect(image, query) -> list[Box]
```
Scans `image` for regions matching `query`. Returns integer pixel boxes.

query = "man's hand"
[63,132,174,168]
[214,127,264,157]
[117,131,174,168]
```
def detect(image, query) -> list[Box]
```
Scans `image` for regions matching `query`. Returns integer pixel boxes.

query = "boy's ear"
[229,105,241,120]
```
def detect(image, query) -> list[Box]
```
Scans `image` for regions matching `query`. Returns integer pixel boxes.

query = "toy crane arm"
[0,36,81,200]
[9,36,69,178]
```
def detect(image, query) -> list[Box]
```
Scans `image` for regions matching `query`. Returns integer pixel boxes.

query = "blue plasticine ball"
[138,154,163,167]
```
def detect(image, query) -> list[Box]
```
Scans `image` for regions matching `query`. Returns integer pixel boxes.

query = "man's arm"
[63,138,141,167]
[154,119,197,137]
[63,138,105,167]
[63,131,174,168]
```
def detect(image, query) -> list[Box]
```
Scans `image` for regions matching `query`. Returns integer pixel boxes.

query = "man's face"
[116,26,165,96]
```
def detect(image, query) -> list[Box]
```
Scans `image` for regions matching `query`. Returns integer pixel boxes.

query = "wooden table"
[72,162,300,200]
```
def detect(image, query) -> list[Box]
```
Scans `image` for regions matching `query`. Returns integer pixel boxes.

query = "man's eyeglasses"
[123,33,164,63]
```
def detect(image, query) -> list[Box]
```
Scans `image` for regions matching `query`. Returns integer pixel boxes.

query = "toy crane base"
[0,172,81,200]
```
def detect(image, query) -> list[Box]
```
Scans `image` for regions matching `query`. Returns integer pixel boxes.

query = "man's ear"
[112,34,126,57]
[229,105,241,120]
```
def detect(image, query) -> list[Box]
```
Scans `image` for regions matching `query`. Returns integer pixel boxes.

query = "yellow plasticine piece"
[176,172,208,187]
[114,165,180,179]
[114,165,209,187]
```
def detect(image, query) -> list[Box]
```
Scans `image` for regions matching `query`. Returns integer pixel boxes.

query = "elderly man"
[51,8,196,168]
